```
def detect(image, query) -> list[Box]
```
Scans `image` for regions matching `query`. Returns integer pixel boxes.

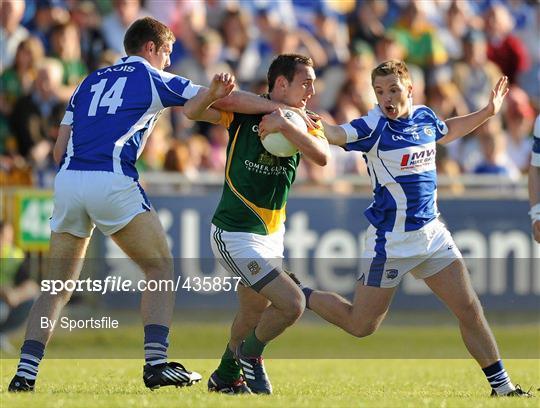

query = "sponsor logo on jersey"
[244,152,287,175]
[385,269,398,279]
[247,261,261,275]
[400,148,436,169]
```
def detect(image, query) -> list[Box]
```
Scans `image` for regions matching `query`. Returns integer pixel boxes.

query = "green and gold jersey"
[212,102,325,235]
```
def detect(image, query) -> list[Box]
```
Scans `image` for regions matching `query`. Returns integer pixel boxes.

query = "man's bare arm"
[54,124,71,165]
[321,120,347,146]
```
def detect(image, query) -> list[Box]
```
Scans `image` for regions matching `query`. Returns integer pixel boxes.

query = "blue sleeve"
[342,108,384,152]
[532,117,540,165]
[423,106,448,141]
[149,70,202,108]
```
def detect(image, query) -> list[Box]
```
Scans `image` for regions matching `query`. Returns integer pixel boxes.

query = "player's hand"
[533,220,540,243]
[259,109,287,139]
[486,76,509,116]
[209,73,235,100]
[288,107,321,130]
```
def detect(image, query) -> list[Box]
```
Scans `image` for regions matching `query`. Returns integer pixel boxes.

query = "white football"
[261,109,307,157]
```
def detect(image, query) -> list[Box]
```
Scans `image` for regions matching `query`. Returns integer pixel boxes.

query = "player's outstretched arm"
[259,108,330,166]
[529,163,540,243]
[438,76,509,145]
[54,124,71,165]
[321,120,347,146]
[529,117,540,243]
[212,89,283,114]
[184,73,235,123]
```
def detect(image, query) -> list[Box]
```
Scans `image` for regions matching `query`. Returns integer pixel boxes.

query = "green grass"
[0,320,538,407]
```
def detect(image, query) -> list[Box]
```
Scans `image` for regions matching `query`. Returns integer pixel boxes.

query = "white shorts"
[360,218,462,288]
[50,170,151,238]
[210,224,284,291]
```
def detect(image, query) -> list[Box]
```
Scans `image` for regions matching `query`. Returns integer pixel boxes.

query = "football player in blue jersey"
[8,17,305,393]
[530,115,540,243]
[286,60,531,397]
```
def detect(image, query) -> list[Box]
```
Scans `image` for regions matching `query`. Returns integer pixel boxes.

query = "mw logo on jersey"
[400,148,436,168]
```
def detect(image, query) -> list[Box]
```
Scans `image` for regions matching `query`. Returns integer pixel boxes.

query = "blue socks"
[16,340,45,382]
[144,324,169,366]
[482,360,515,395]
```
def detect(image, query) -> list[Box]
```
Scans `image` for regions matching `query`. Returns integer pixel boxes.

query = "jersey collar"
[114,55,152,68]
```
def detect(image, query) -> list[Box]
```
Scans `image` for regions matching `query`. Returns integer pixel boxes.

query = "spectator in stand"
[436,0,475,63]
[207,124,228,173]
[311,3,349,68]
[26,0,69,54]
[219,8,262,88]
[426,67,469,119]
[485,3,530,84]
[101,0,150,55]
[0,37,45,153]
[503,86,535,173]
[390,0,448,70]
[0,221,39,354]
[473,130,520,180]
[453,29,502,113]
[255,26,326,82]
[164,140,196,179]
[71,1,107,72]
[515,1,540,109]
[137,119,173,173]
[0,0,29,72]
[49,22,88,88]
[436,144,464,196]
[187,134,213,173]
[9,58,65,159]
[174,29,232,87]
[349,0,392,47]
[320,41,376,113]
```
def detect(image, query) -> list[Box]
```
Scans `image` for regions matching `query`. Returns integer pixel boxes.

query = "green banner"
[15,190,53,251]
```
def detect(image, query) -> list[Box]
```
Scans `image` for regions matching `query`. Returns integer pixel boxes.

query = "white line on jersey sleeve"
[60,111,73,126]
[158,70,202,100]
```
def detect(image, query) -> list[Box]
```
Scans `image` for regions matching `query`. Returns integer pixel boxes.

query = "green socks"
[215,344,241,383]
[242,330,266,356]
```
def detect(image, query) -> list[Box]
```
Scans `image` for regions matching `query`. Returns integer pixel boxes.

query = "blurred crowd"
[1,0,539,191]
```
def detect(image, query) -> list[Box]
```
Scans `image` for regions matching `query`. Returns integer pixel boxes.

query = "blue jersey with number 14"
[60,55,201,180]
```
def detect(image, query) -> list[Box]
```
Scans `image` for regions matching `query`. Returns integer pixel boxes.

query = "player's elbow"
[183,104,198,121]
[211,94,235,112]
[314,156,327,167]
[313,149,329,167]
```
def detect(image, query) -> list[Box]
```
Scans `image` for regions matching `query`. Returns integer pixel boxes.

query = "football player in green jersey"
[184,54,329,394]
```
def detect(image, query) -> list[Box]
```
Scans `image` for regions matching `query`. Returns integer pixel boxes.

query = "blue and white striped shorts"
[359,219,462,288]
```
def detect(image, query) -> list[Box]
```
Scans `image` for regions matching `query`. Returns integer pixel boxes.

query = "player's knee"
[282,292,305,323]
[139,256,173,279]
[455,297,484,322]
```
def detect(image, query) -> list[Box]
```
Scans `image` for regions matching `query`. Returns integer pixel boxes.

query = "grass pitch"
[1,319,538,407]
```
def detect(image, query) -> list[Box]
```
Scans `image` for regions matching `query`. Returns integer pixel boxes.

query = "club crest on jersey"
[400,148,436,168]
[385,269,398,279]
[247,261,261,275]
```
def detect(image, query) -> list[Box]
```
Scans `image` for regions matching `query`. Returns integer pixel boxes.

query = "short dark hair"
[123,17,175,55]
[267,54,313,92]
[371,59,411,86]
